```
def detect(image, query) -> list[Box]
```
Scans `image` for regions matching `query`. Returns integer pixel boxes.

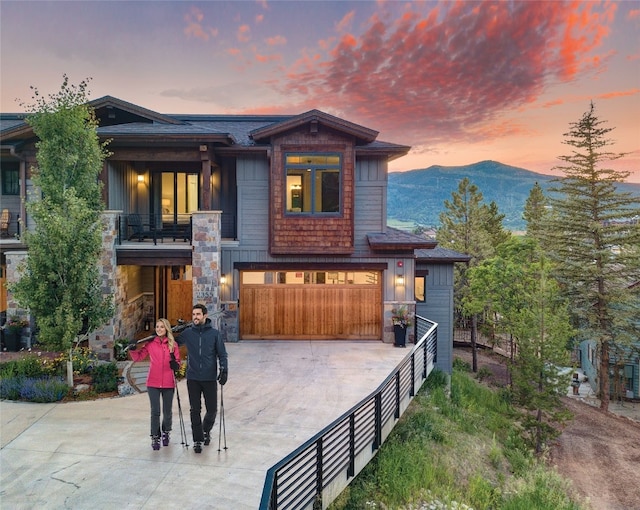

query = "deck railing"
[116,213,237,244]
[259,316,438,510]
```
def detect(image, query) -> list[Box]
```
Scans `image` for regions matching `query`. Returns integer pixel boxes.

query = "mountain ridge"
[387,160,640,231]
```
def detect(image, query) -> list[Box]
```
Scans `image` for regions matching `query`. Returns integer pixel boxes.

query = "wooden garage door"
[240,270,381,340]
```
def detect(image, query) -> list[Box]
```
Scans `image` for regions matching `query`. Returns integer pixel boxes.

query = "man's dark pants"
[187,379,217,442]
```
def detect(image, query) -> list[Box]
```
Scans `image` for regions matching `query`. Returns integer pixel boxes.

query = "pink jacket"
[129,336,180,389]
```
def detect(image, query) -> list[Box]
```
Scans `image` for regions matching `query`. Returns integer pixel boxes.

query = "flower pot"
[393,324,407,347]
[3,329,21,352]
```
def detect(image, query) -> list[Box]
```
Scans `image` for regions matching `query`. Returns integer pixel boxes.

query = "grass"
[329,367,585,510]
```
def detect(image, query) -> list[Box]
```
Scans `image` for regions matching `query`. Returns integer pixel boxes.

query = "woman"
[129,318,181,450]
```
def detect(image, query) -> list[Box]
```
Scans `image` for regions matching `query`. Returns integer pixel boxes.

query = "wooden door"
[166,266,193,325]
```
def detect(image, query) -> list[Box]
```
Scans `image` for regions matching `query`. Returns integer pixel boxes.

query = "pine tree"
[10,76,113,351]
[437,178,495,372]
[467,237,573,453]
[523,182,549,241]
[543,102,640,411]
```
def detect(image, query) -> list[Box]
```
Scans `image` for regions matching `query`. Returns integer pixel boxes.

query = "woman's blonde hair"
[156,318,176,353]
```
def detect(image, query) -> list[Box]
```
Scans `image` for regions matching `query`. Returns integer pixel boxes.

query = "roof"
[1,96,409,157]
[367,227,437,252]
[415,246,471,263]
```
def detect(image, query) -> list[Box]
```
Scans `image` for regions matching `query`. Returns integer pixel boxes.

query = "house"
[1,96,463,367]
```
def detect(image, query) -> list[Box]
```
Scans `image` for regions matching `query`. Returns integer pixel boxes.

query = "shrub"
[0,356,48,378]
[0,377,22,400]
[113,338,131,361]
[92,362,118,393]
[0,376,69,402]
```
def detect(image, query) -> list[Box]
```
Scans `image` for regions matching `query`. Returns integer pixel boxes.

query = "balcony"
[116,213,236,246]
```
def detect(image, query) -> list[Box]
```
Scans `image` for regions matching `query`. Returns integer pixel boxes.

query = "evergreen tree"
[523,182,549,241]
[467,237,573,454]
[437,178,494,371]
[10,76,113,351]
[543,102,640,411]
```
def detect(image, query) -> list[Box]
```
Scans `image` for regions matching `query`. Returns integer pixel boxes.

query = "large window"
[285,153,341,214]
[1,163,19,195]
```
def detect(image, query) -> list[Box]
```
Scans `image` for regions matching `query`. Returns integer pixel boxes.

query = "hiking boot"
[162,432,170,446]
[203,431,211,446]
[194,441,202,453]
[151,436,161,451]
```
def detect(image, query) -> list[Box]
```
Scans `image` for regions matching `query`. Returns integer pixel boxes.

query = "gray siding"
[416,263,455,374]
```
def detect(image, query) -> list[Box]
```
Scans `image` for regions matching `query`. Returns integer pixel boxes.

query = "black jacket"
[178,318,228,381]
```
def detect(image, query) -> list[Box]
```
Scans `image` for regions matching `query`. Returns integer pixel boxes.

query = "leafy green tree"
[437,178,495,371]
[467,237,573,453]
[543,102,640,411]
[10,76,113,352]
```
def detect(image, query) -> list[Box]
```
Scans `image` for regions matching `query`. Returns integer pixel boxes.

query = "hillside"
[387,160,640,231]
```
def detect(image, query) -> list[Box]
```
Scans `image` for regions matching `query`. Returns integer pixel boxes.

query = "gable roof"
[250,109,379,143]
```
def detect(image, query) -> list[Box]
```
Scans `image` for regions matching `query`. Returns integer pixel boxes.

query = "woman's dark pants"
[147,387,175,437]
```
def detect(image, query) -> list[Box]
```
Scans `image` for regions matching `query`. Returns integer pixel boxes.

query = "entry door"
[165,266,193,325]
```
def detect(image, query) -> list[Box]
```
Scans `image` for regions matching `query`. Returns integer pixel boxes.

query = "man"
[178,303,228,453]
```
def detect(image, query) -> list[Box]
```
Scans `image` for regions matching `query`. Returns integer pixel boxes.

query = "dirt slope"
[454,347,640,510]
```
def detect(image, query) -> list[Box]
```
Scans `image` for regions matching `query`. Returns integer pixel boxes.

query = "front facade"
[1,97,448,360]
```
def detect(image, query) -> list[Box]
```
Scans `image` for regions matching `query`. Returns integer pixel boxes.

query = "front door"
[165,266,193,325]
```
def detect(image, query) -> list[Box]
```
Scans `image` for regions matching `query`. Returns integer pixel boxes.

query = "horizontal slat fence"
[260,316,438,510]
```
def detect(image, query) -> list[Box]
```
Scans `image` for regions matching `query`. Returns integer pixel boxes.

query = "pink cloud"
[266,35,287,46]
[267,1,619,146]
[183,6,217,41]
[237,24,251,43]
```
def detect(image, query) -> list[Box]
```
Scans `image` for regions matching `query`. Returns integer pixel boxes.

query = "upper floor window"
[1,163,19,195]
[285,153,341,214]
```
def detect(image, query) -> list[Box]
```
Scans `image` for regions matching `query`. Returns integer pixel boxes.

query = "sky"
[1,1,639,182]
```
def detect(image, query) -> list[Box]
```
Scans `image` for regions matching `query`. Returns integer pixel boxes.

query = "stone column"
[4,250,31,348]
[88,211,120,360]
[191,211,222,325]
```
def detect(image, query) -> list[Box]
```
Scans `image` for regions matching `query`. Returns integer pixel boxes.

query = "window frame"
[1,163,20,195]
[284,152,342,216]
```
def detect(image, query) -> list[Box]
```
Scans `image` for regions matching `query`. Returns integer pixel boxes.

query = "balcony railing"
[259,316,438,510]
[116,213,237,245]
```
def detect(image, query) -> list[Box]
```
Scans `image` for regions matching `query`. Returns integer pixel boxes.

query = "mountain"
[387,160,640,232]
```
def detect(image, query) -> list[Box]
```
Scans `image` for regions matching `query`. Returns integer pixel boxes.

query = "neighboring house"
[1,96,462,366]
[576,280,640,400]
[578,339,640,400]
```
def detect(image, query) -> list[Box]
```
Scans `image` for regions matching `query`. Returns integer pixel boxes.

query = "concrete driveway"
[0,340,408,509]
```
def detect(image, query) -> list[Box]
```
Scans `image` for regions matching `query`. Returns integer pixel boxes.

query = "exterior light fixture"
[137,174,145,183]
[396,274,404,286]
[220,274,227,285]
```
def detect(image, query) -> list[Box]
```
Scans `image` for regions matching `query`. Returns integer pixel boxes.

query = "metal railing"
[116,213,237,245]
[259,316,438,510]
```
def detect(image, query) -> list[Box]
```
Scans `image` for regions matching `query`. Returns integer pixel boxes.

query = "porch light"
[396,274,405,286]
[137,174,145,183]
[220,274,227,285]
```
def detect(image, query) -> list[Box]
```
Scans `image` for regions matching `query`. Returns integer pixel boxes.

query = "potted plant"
[4,316,28,352]
[391,306,413,347]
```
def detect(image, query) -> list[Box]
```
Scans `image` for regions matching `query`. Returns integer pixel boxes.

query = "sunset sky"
[1,1,639,182]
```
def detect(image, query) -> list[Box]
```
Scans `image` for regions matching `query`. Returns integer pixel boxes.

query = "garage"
[239,269,382,340]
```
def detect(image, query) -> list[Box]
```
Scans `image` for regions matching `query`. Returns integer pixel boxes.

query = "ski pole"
[218,384,227,451]
[173,371,189,448]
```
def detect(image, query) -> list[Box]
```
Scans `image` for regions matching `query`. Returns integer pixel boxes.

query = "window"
[1,163,19,195]
[285,153,341,214]
[242,271,378,285]
[414,276,426,302]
